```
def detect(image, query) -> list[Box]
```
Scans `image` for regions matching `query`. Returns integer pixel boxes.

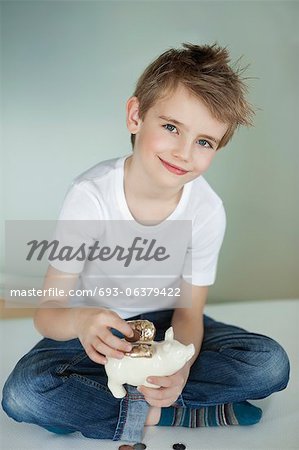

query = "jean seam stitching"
[66,373,112,394]
[55,352,88,375]
[113,394,128,441]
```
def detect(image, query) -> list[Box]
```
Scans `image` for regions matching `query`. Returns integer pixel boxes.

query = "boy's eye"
[163,123,177,133]
[197,139,213,149]
[163,124,214,150]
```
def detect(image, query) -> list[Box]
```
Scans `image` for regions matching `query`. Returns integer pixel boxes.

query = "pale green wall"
[1,1,298,301]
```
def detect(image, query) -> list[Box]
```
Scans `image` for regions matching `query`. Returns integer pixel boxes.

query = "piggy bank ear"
[164,327,174,341]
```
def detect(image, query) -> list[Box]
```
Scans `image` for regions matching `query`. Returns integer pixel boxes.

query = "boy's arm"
[171,281,208,368]
[137,283,208,406]
[33,265,82,340]
[34,266,134,363]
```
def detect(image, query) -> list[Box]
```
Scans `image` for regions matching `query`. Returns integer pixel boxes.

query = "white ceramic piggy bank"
[105,327,195,398]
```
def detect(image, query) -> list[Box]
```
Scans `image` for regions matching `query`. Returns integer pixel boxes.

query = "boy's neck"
[124,154,183,204]
[123,154,184,225]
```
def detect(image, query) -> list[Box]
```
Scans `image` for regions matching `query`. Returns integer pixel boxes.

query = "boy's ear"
[126,96,142,134]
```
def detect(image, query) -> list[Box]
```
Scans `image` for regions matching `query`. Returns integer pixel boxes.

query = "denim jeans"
[1,309,290,442]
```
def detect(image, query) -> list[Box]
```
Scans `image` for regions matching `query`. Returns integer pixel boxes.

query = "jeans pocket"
[55,351,88,378]
[64,373,112,394]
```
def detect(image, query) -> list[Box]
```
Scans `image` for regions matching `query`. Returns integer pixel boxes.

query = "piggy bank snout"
[176,343,195,362]
[162,342,195,362]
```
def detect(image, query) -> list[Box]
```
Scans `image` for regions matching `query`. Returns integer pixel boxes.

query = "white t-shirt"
[49,154,226,318]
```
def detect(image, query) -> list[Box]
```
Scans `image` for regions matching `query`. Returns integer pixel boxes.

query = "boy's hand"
[74,308,134,365]
[137,363,191,407]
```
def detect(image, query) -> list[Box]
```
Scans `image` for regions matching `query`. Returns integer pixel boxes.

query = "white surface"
[1,299,298,450]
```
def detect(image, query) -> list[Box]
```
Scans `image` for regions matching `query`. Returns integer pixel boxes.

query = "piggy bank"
[104,327,195,398]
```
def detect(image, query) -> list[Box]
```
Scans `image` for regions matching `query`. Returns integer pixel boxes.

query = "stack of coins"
[125,320,156,342]
[124,320,156,358]
[124,344,153,358]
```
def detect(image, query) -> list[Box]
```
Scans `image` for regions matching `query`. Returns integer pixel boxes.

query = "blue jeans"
[1,310,290,442]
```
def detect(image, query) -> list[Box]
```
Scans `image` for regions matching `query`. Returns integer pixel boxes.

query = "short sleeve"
[183,202,226,286]
[48,182,104,273]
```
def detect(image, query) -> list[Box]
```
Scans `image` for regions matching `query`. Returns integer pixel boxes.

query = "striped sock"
[157,401,262,427]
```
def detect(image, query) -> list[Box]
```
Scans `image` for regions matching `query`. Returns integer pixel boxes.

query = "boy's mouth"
[158,156,189,176]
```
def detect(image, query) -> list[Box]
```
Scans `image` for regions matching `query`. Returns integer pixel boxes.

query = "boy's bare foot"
[144,406,161,425]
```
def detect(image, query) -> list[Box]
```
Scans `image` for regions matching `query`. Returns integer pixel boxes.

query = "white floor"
[0,299,298,450]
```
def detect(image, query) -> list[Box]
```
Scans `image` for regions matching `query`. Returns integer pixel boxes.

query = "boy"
[2,43,290,443]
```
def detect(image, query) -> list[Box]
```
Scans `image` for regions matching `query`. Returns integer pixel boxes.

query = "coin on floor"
[173,444,186,450]
[133,444,147,449]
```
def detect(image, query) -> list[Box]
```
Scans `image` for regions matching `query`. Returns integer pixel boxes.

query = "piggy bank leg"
[108,380,127,398]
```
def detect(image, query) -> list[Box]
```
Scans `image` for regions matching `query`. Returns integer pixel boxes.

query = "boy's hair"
[130,42,255,150]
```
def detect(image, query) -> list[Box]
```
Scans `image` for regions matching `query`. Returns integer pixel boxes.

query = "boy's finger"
[92,338,128,360]
[109,316,134,338]
[104,332,133,353]
[146,376,172,388]
[85,344,107,365]
[138,385,179,401]
[144,397,179,408]
[137,385,162,398]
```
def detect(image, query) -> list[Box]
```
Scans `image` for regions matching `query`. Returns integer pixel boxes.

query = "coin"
[133,443,147,449]
[172,444,186,450]
[125,329,141,342]
[118,445,134,450]
[125,343,153,358]
[126,320,156,342]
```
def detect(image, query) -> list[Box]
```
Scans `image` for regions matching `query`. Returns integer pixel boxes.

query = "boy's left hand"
[137,363,191,407]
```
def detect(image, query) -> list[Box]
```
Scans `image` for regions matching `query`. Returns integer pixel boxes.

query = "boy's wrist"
[72,307,87,338]
[71,307,104,338]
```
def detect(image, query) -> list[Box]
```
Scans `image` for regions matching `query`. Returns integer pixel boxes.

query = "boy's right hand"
[74,308,134,365]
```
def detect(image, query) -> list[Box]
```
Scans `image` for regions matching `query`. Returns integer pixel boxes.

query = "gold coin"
[124,329,141,342]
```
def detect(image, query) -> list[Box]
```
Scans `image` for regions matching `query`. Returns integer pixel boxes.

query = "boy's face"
[126,83,228,190]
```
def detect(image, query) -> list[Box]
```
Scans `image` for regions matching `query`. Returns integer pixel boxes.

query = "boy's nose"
[171,145,192,163]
